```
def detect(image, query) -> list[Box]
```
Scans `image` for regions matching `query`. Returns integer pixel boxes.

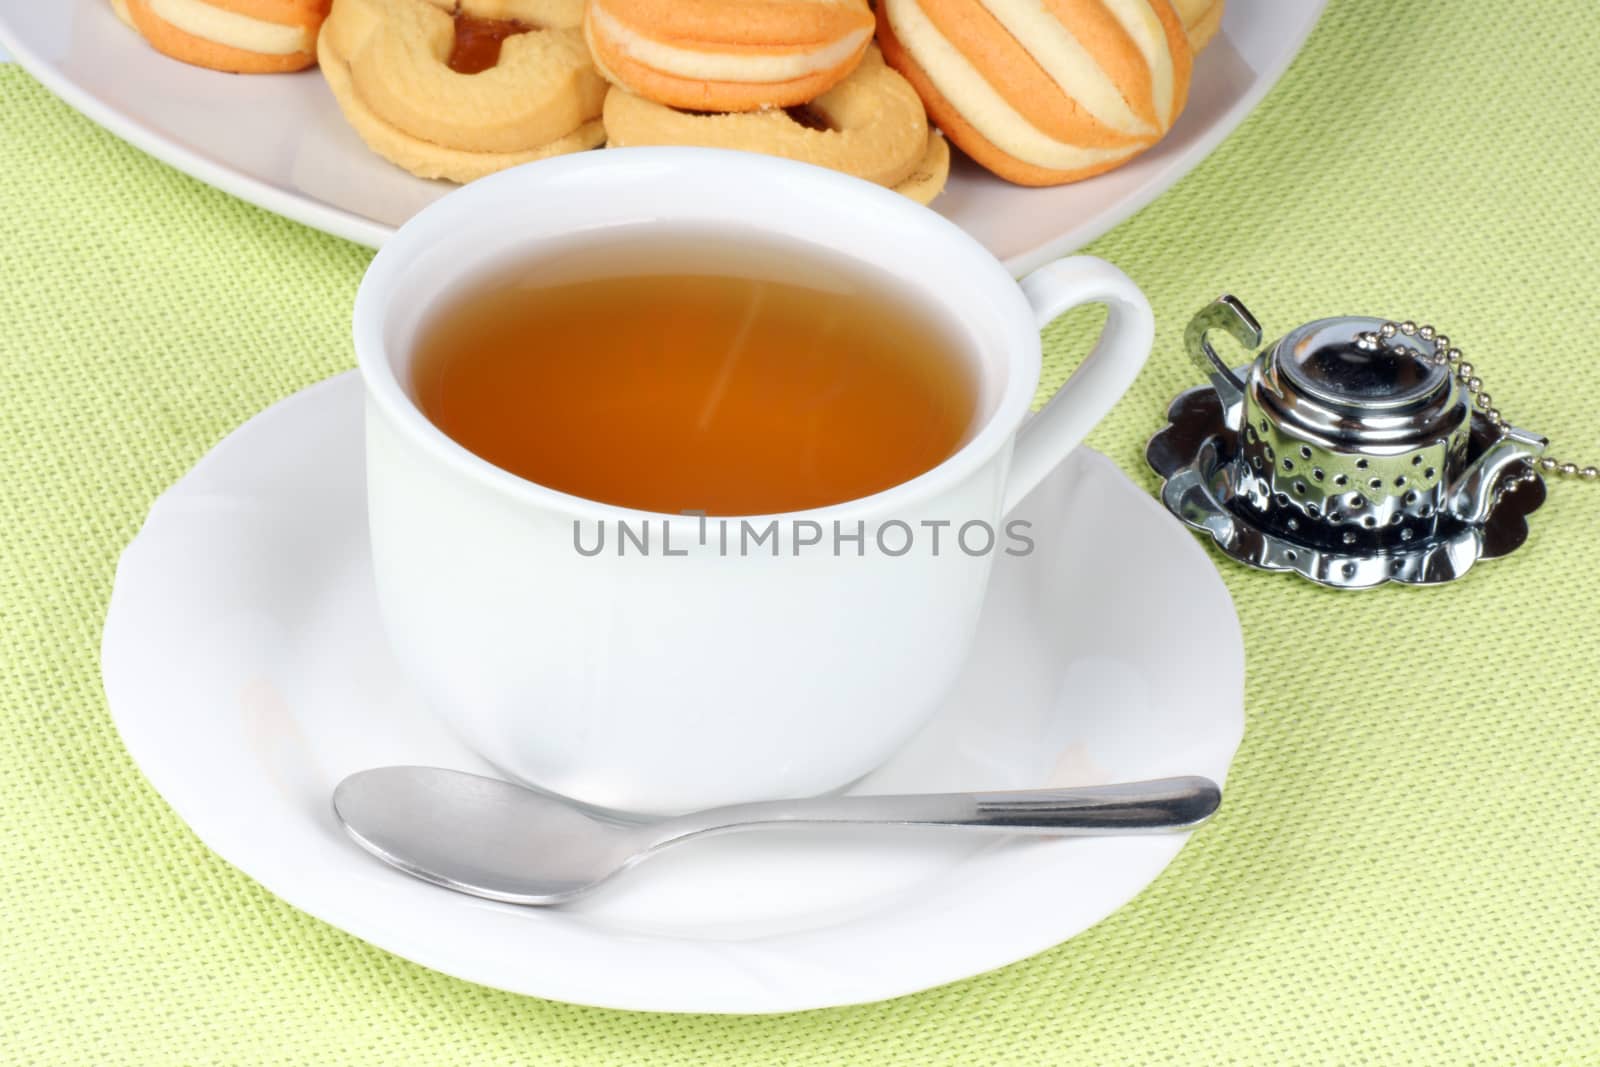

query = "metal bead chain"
[1355,320,1599,483]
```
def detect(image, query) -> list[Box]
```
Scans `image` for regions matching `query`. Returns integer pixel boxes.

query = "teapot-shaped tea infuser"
[1148,297,1595,588]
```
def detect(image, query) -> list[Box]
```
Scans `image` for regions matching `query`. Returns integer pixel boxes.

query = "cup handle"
[1003,256,1155,515]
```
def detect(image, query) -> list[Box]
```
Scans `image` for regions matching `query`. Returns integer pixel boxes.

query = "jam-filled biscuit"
[602,45,948,204]
[584,0,875,113]
[877,0,1193,187]
[320,0,606,182]
[1172,0,1223,53]
[111,0,135,28]
[126,0,330,73]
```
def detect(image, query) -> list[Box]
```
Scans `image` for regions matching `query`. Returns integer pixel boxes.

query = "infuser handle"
[1185,295,1262,431]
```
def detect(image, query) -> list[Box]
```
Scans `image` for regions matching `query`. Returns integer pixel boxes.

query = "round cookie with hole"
[320,0,607,182]
[1171,0,1224,53]
[602,45,949,204]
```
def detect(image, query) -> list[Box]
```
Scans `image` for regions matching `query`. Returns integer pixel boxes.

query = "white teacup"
[356,148,1153,814]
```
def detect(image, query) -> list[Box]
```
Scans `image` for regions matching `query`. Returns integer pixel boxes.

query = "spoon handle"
[654,775,1221,845]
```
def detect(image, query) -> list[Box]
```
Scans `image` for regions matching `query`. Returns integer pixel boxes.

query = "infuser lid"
[1255,314,1472,450]
[1273,316,1453,414]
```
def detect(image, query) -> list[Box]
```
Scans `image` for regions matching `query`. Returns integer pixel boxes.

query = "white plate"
[0,0,1322,273]
[101,373,1244,1013]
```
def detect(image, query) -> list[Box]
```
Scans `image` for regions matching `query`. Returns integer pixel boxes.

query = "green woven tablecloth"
[4,1,1599,1061]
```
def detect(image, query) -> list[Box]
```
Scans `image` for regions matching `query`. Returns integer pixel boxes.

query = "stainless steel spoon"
[333,767,1221,906]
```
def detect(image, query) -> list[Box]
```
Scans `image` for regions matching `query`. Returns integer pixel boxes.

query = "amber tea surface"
[412,254,976,515]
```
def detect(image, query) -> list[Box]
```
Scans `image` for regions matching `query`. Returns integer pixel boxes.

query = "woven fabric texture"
[3,0,1599,1062]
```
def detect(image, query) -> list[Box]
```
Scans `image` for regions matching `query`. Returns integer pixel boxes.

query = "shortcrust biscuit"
[602,44,948,203]
[319,0,606,182]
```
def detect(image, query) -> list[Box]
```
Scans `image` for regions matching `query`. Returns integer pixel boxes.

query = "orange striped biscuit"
[126,0,329,73]
[877,0,1193,187]
[584,0,874,113]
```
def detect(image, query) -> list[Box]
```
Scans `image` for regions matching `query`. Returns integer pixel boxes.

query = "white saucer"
[102,373,1244,1014]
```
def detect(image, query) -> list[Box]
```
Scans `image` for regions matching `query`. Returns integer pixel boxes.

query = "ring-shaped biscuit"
[1172,0,1224,53]
[320,0,606,182]
[126,0,330,73]
[584,0,875,113]
[602,45,948,203]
